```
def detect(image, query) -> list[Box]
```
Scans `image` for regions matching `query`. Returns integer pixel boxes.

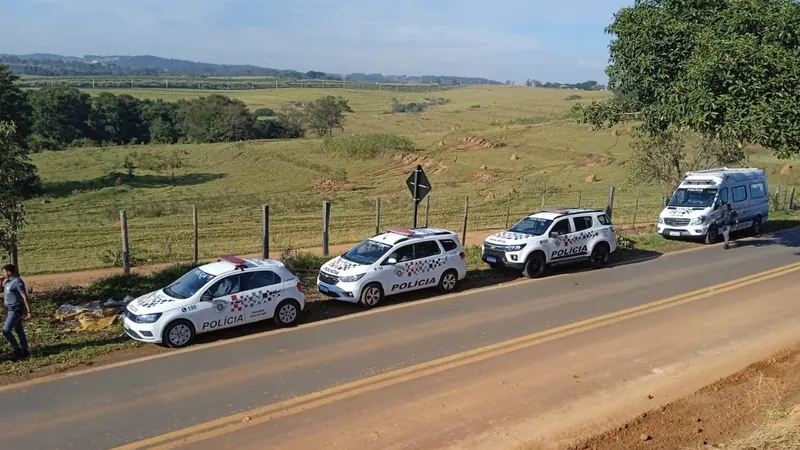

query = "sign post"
[406,164,431,228]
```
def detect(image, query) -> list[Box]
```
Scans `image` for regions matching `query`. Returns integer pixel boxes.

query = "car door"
[541,218,574,263]
[194,273,246,334]
[568,215,598,256]
[382,243,416,295]
[239,270,284,323]
[409,240,447,289]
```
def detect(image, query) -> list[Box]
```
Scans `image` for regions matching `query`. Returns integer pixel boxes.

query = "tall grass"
[322,133,416,159]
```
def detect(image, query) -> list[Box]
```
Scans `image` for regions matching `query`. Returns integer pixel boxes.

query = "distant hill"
[0,53,502,85]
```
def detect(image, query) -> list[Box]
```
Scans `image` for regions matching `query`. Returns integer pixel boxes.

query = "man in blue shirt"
[2,264,31,361]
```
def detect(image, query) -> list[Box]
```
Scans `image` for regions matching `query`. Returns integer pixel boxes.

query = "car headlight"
[658,217,664,224]
[338,273,365,283]
[691,216,706,225]
[135,313,162,324]
[504,243,527,252]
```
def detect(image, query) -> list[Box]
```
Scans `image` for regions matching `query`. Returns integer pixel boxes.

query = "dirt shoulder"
[567,343,800,450]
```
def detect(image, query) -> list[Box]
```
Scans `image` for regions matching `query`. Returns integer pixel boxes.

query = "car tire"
[705,226,719,244]
[359,283,384,309]
[522,252,546,279]
[274,299,301,327]
[752,216,762,236]
[162,319,196,348]
[438,269,459,293]
[589,242,610,269]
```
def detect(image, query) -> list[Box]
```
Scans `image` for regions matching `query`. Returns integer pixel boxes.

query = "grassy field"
[18,85,800,275]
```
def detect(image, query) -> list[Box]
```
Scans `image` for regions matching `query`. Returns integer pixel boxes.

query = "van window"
[732,185,747,203]
[573,216,593,232]
[750,182,766,199]
[718,187,729,205]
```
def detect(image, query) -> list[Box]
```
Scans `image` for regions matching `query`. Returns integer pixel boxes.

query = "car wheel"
[752,217,762,236]
[274,300,301,327]
[522,252,546,279]
[705,226,719,244]
[438,270,459,293]
[359,283,384,309]
[163,320,196,348]
[589,243,610,269]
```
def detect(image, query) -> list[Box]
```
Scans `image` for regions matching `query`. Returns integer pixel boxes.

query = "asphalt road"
[1,228,799,449]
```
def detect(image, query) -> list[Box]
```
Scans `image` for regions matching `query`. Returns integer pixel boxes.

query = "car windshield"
[163,268,215,299]
[509,217,553,236]
[341,239,393,265]
[668,188,717,208]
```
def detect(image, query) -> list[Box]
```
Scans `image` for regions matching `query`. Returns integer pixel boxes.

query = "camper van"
[657,168,769,244]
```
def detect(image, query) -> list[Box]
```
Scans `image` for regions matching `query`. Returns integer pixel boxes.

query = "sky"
[0,0,632,83]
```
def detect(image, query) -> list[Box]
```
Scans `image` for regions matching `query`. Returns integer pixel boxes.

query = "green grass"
[16,85,800,274]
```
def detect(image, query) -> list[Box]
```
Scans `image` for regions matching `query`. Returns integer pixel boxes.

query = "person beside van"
[2,264,31,361]
[718,203,739,250]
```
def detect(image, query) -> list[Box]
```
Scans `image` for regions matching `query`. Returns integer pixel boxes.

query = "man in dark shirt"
[2,264,31,361]
[719,203,739,250]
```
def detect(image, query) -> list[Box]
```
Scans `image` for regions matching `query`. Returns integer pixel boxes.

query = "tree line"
[524,79,606,91]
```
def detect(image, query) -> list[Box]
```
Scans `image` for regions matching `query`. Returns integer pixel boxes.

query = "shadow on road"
[731,220,800,249]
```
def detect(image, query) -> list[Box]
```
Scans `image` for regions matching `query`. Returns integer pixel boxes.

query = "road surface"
[1,228,799,450]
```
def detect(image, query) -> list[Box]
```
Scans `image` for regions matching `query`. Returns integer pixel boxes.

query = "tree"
[573,0,800,158]
[0,65,32,149]
[626,130,746,195]
[304,96,352,137]
[28,86,92,147]
[0,122,36,267]
[277,102,307,138]
[254,107,276,118]
[141,99,180,144]
[90,92,148,145]
[176,95,255,143]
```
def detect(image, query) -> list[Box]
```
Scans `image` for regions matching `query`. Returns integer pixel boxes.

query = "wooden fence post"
[783,189,789,211]
[192,205,199,264]
[577,191,582,208]
[541,188,547,209]
[322,201,331,256]
[462,196,469,246]
[261,204,270,259]
[505,193,512,229]
[120,210,130,275]
[606,186,616,220]
[375,198,381,234]
[790,187,796,211]
[424,196,431,227]
[775,184,781,210]
[632,187,640,228]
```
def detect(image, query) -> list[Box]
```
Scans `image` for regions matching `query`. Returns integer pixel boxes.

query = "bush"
[565,94,583,101]
[390,97,450,114]
[85,263,198,300]
[469,104,481,109]
[29,134,62,152]
[280,248,333,287]
[254,107,276,118]
[322,133,416,159]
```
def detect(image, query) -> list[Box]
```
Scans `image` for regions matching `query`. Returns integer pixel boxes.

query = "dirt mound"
[311,178,351,193]
[576,153,615,167]
[472,171,496,183]
[780,164,793,175]
[585,174,598,183]
[391,153,448,175]
[462,137,506,149]
[510,154,519,161]
[484,191,496,202]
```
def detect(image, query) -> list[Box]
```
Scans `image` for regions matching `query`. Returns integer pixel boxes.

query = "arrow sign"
[406,165,432,228]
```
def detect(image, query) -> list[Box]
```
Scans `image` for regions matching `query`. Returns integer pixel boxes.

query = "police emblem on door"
[394,267,404,277]
[213,300,226,312]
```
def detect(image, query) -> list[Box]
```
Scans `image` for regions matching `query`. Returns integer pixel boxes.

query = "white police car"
[317,227,468,308]
[482,208,618,278]
[123,255,305,348]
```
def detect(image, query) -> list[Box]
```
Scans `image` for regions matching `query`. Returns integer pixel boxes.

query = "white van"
[657,168,769,244]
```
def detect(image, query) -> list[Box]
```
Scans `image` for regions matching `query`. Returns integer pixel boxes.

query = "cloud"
[0,0,630,82]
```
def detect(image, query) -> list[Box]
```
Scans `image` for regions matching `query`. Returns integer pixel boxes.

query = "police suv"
[123,255,305,348]
[317,227,468,308]
[482,208,618,278]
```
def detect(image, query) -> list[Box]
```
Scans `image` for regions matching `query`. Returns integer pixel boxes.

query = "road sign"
[406,165,432,228]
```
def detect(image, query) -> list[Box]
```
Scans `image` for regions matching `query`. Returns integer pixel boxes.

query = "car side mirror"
[549,232,559,239]
[664,198,670,207]
[714,200,721,209]
[200,291,213,302]
[386,257,398,265]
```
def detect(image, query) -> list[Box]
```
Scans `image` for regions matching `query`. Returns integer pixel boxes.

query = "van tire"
[522,252,546,279]
[704,226,719,244]
[752,217,762,236]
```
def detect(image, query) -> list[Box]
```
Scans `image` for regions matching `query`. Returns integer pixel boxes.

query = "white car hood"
[320,256,366,277]
[660,206,710,220]
[485,231,531,245]
[126,289,192,315]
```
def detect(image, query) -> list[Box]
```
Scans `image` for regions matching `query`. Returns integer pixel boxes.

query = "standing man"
[2,264,31,361]
[719,203,739,250]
